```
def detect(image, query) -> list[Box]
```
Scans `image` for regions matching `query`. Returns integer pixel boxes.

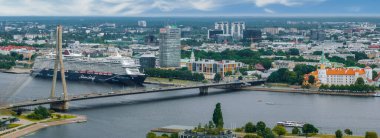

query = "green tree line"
[0,54,16,69]
[181,49,273,70]
[319,84,376,93]
[267,64,317,85]
[319,77,376,93]
[144,68,205,81]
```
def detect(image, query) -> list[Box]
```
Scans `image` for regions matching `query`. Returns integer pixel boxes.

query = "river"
[0,72,379,138]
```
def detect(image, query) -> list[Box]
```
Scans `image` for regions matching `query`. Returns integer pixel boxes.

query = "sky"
[0,0,379,16]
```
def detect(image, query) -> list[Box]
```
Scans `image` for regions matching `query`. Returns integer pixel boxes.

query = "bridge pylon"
[199,86,209,95]
[50,25,69,111]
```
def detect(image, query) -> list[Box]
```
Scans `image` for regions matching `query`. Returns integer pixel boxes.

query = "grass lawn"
[43,114,77,122]
[18,115,41,122]
[313,134,364,138]
[7,124,22,129]
[0,109,15,116]
[52,113,76,119]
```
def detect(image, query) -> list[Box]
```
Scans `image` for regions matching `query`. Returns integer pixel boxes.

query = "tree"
[365,132,378,138]
[355,77,365,85]
[161,134,169,137]
[335,130,343,138]
[273,125,287,137]
[208,121,215,129]
[289,71,298,84]
[214,73,222,82]
[373,71,378,80]
[313,51,323,55]
[238,76,243,80]
[292,127,300,135]
[352,52,368,61]
[256,121,266,136]
[225,71,233,76]
[169,133,178,138]
[244,122,256,133]
[146,132,156,138]
[288,48,300,55]
[302,124,319,137]
[261,59,273,70]
[344,129,353,135]
[27,106,51,120]
[144,68,205,82]
[308,75,316,84]
[267,71,280,83]
[212,103,224,128]
[264,127,275,138]
[370,64,378,69]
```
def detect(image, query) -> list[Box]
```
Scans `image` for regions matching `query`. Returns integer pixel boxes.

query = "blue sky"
[0,0,378,16]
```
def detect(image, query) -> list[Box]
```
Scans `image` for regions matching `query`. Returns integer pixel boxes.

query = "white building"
[305,53,373,85]
[230,22,245,39]
[312,66,373,85]
[215,22,229,34]
[138,20,147,27]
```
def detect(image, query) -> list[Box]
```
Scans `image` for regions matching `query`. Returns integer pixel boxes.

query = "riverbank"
[242,86,377,97]
[0,68,31,74]
[0,114,86,138]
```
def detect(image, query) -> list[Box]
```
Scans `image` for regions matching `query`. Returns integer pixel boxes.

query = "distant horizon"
[0,0,379,17]
[1,14,380,18]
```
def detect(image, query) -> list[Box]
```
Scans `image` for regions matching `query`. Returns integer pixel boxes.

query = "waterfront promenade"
[0,114,86,138]
[242,86,378,97]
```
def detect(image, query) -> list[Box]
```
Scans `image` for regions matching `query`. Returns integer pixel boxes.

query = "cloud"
[189,0,220,11]
[0,0,225,16]
[252,0,326,7]
[264,8,276,14]
[0,0,328,16]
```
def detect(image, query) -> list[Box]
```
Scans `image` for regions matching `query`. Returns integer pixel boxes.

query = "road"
[0,80,265,109]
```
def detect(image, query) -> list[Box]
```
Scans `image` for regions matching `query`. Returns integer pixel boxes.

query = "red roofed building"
[304,65,373,86]
[0,45,36,51]
[254,63,265,71]
[368,45,380,49]
[304,52,374,86]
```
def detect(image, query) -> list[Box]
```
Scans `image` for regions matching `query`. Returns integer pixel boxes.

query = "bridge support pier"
[199,87,209,95]
[50,101,69,111]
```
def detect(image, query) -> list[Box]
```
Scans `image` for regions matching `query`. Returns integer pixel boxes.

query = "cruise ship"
[31,50,146,85]
[277,121,305,128]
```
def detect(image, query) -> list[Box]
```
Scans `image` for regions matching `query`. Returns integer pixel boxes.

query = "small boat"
[277,121,305,127]
[265,102,275,105]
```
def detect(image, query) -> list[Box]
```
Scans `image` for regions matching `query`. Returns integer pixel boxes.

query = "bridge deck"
[0,80,265,109]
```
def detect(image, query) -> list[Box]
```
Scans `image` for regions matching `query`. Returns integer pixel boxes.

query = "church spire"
[319,48,329,69]
[190,48,195,62]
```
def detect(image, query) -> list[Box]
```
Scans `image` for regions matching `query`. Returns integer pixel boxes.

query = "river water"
[0,72,379,138]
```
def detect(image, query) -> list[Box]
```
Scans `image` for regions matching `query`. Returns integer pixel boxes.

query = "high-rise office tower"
[243,29,262,42]
[159,26,181,68]
[214,22,229,34]
[138,20,147,27]
[231,22,245,39]
[310,29,326,41]
[207,29,224,39]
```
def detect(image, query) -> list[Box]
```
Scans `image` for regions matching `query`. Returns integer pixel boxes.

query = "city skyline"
[0,0,379,17]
